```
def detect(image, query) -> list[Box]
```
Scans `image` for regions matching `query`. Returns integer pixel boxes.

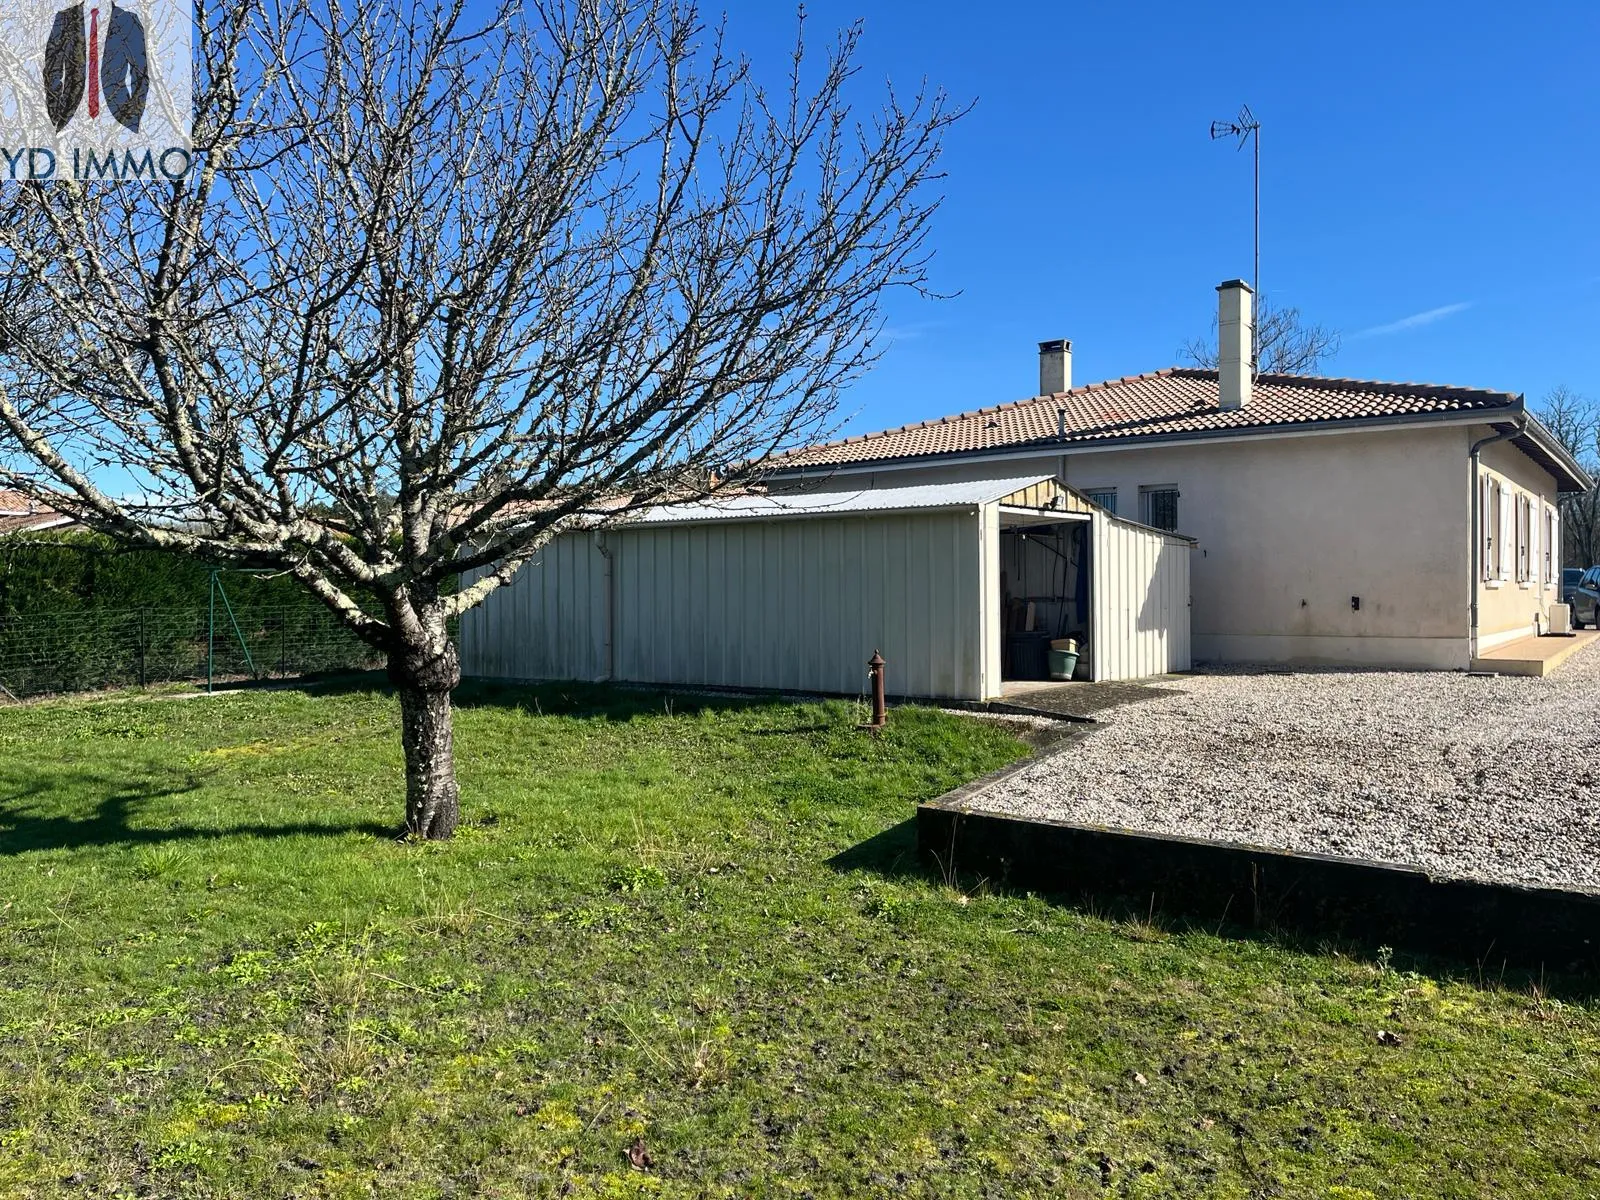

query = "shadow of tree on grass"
[0,764,393,856]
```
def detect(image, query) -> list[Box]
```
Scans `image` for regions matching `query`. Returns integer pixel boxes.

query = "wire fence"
[0,601,384,700]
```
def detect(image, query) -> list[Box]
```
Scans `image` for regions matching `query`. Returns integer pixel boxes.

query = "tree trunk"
[388,618,462,840]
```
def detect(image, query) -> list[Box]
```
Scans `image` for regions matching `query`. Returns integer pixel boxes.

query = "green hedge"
[0,531,313,617]
[0,532,383,697]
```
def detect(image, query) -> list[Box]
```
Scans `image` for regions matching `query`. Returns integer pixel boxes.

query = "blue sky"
[724,1,1600,438]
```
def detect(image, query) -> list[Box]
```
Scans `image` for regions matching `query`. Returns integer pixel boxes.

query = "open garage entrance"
[999,516,1089,683]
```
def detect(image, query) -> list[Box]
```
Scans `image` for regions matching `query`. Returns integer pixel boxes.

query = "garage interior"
[999,515,1090,682]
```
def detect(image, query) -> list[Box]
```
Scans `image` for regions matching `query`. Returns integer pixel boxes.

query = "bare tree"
[1181,297,1341,376]
[0,0,961,837]
[1535,385,1600,569]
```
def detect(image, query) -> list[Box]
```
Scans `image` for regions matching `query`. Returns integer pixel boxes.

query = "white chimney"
[1216,279,1253,410]
[1038,339,1071,395]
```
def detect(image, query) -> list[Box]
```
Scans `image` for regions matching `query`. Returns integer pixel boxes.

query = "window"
[1545,506,1559,588]
[1084,488,1117,514]
[1139,486,1179,532]
[1495,481,1510,582]
[1516,492,1532,585]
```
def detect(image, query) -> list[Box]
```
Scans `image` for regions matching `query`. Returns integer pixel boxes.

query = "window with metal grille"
[1085,488,1117,514]
[1139,486,1179,532]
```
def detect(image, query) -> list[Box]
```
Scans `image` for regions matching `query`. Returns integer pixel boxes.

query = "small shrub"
[606,863,668,893]
[855,882,912,925]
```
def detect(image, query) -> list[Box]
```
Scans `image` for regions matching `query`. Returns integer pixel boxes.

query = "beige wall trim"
[1193,634,1470,671]
[1476,623,1538,654]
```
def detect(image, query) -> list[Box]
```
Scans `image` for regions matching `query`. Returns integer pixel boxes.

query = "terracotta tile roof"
[775,368,1522,469]
[0,491,73,534]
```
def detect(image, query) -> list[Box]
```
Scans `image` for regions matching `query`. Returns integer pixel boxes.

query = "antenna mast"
[1210,104,1261,369]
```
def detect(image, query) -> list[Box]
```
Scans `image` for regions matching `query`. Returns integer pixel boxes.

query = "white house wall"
[786,425,1480,669]
[1089,513,1192,680]
[1476,436,1563,651]
[462,510,990,700]
[1065,426,1472,668]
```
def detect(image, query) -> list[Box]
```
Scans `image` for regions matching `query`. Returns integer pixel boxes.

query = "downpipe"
[1468,415,1527,662]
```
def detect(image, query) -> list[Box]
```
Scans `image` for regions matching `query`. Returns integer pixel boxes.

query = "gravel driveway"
[978,640,1600,891]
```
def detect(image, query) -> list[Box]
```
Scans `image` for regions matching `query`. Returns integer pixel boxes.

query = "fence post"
[137,608,147,689]
[207,571,215,694]
[280,611,288,679]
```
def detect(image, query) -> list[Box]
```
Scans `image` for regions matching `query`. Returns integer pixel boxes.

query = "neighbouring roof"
[773,367,1592,490]
[0,490,74,535]
[630,475,1059,527]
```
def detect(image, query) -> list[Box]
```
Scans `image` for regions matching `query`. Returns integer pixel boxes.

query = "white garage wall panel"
[458,533,608,682]
[461,510,989,699]
[1088,511,1192,680]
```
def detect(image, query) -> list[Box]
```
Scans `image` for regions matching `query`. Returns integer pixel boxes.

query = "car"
[1562,566,1586,609]
[1573,567,1600,630]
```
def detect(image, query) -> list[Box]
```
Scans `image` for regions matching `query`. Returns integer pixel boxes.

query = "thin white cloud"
[880,319,946,343]
[1354,301,1472,339]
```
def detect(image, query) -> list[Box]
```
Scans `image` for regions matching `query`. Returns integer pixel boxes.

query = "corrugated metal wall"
[1088,513,1192,680]
[458,533,609,682]
[461,509,989,699]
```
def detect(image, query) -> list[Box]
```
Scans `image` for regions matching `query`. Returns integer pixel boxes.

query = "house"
[764,280,1593,670]
[0,491,74,535]
[460,279,1591,696]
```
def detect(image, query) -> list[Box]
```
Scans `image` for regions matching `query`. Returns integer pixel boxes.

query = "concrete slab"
[996,676,1188,719]
[1471,629,1599,677]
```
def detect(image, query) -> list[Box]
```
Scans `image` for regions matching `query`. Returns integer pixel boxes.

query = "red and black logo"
[42,4,148,133]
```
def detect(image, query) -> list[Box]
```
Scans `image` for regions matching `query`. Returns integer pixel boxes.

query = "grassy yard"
[1,681,1598,1198]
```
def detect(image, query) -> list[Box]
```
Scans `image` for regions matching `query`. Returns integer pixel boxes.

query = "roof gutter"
[1469,413,1528,663]
[1515,408,1596,493]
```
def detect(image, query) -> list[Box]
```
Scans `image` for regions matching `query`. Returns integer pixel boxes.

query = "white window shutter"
[1513,493,1521,581]
[1481,475,1493,581]
[1520,494,1530,582]
[1523,499,1536,588]
[1548,506,1560,585]
[1491,489,1504,582]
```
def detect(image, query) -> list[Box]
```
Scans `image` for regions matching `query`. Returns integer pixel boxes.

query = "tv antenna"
[1210,104,1261,365]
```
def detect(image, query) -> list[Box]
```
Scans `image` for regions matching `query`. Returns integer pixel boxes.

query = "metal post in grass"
[137,608,147,689]
[859,650,887,732]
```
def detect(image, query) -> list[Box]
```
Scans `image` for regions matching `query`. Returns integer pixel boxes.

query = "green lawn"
[1,681,1597,1198]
